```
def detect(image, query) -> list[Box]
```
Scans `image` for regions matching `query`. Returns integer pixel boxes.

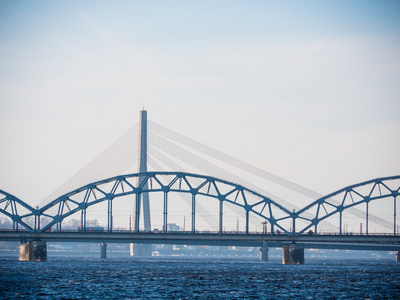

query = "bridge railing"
[1,228,400,237]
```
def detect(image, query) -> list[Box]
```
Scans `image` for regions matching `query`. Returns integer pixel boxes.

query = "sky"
[1,0,399,219]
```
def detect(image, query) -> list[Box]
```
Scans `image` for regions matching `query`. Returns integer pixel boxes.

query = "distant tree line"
[0,217,100,230]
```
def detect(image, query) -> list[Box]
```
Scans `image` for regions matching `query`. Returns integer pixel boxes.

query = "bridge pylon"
[130,110,152,256]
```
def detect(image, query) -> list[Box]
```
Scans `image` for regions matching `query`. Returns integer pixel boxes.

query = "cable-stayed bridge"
[1,110,399,263]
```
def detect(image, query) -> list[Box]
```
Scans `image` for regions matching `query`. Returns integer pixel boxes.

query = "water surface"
[1,257,399,299]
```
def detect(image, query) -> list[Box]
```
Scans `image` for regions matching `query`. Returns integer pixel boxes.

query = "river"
[1,256,399,299]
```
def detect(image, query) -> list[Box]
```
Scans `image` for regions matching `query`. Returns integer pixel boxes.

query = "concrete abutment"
[282,243,304,265]
[19,240,47,261]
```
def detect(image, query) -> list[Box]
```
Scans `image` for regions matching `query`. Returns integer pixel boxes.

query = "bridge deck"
[1,231,399,251]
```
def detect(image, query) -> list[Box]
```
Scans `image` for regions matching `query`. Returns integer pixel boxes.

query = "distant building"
[164,223,181,232]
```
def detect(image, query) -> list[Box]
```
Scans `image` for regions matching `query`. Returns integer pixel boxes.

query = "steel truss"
[0,174,399,235]
[38,172,292,234]
[297,175,400,235]
[0,190,36,231]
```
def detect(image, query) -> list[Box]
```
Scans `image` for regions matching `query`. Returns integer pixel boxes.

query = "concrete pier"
[260,241,269,261]
[100,243,107,258]
[130,244,152,256]
[19,240,47,261]
[396,251,400,262]
[282,243,304,265]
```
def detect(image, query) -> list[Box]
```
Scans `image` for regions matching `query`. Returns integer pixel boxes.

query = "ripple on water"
[1,257,399,299]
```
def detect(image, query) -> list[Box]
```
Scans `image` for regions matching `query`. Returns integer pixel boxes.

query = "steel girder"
[1,174,399,235]
[37,172,294,234]
[0,190,36,231]
[297,175,400,234]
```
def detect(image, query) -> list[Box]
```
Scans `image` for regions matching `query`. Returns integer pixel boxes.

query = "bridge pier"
[130,244,152,257]
[282,243,304,265]
[19,240,47,261]
[260,241,269,261]
[100,243,107,259]
[396,251,400,262]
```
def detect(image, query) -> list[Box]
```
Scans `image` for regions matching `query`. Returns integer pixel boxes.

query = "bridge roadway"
[1,230,399,251]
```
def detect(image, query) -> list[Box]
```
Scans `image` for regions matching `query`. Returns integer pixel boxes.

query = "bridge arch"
[0,190,36,231]
[38,172,294,234]
[2,174,399,235]
[296,175,400,235]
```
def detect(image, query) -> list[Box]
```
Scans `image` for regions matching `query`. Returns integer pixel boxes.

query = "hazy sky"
[1,0,399,207]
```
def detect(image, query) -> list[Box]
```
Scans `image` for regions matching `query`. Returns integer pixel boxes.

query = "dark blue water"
[1,257,399,299]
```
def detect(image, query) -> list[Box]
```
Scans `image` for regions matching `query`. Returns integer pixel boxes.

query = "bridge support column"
[130,244,152,257]
[191,193,196,234]
[100,243,107,259]
[282,243,304,265]
[163,192,168,233]
[219,200,223,235]
[396,251,400,263]
[19,240,47,261]
[260,241,269,261]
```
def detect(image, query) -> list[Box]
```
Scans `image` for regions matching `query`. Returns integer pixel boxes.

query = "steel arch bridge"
[1,173,399,236]
[297,175,400,235]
